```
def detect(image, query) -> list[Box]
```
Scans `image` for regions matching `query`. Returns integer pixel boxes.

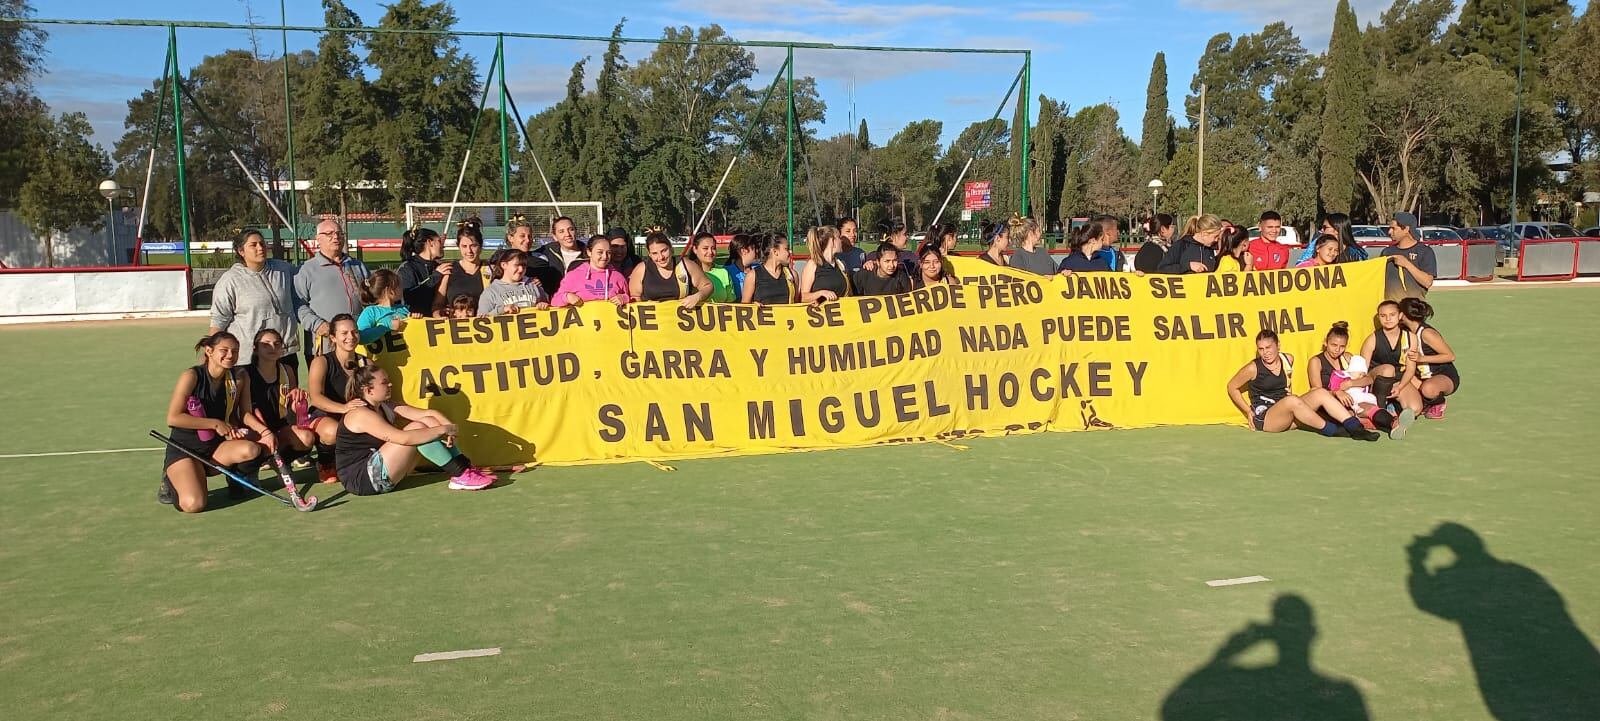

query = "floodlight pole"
[1020,51,1031,217]
[497,34,511,205]
[786,45,795,244]
[279,0,300,261]
[167,25,193,269]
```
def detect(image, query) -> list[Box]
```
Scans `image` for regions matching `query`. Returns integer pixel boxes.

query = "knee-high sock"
[417,439,470,476]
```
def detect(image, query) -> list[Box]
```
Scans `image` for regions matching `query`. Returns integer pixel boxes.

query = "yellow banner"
[366,257,1386,466]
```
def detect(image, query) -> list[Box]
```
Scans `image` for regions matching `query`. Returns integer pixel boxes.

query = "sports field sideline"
[1,286,1596,720]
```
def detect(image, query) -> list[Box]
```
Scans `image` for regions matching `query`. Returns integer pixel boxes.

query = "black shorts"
[1423,366,1460,403]
[1251,402,1274,431]
[162,429,222,471]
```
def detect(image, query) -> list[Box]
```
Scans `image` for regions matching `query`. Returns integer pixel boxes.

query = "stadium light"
[99,179,120,250]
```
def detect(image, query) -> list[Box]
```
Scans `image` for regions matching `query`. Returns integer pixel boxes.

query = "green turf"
[1,287,1597,720]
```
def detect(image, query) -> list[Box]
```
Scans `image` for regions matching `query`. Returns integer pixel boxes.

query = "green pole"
[1020,52,1031,217]
[279,0,300,260]
[1508,0,1526,227]
[497,34,510,205]
[168,25,193,269]
[785,45,795,243]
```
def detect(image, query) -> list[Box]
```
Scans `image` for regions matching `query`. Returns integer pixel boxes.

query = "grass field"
[2,286,1597,720]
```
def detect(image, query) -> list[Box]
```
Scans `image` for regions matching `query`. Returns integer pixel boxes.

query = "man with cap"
[1381,211,1436,301]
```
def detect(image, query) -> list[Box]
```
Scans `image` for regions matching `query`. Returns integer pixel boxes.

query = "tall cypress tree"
[1319,0,1368,213]
[1137,52,1171,189]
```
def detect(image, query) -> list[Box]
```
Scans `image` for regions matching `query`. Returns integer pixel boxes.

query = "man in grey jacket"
[294,218,370,361]
[208,229,300,365]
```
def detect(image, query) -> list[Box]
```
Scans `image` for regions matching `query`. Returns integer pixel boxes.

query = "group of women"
[159,316,497,513]
[1226,297,1459,440]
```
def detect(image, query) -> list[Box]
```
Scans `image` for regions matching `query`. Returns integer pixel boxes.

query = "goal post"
[405,202,605,249]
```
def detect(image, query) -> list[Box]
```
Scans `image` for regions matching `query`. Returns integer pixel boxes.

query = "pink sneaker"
[1424,400,1447,420]
[447,467,495,491]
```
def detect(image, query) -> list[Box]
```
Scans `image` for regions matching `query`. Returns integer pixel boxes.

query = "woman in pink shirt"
[553,235,632,307]
[1295,234,1342,268]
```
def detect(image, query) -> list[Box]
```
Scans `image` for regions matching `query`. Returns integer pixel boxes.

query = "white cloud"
[1015,10,1094,25]
[1180,0,1392,47]
[946,95,987,105]
[675,0,979,27]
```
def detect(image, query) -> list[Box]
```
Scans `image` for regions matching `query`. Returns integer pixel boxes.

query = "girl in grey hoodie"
[208,229,299,365]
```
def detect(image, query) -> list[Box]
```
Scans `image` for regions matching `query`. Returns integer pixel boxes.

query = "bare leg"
[313,417,339,446]
[1396,382,1425,414]
[377,442,423,484]
[166,458,208,513]
[1419,376,1455,402]
[1261,397,1307,432]
[1302,388,1355,422]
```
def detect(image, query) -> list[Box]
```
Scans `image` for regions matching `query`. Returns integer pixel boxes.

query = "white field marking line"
[0,447,161,460]
[1206,575,1271,588]
[412,647,501,663]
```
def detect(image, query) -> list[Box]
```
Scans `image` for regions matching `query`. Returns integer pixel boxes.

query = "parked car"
[1246,226,1303,245]
[1456,227,1483,240]
[1469,225,1518,260]
[1352,225,1391,242]
[1419,226,1464,242]
[1513,222,1581,239]
[1582,227,1600,238]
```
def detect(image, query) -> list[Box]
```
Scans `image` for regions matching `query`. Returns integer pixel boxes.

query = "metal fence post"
[168,25,193,269]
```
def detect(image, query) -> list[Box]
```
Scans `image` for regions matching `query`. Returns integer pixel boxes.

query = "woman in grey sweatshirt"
[208,229,300,365]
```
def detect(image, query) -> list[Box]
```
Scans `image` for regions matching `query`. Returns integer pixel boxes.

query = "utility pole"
[1197,83,1206,216]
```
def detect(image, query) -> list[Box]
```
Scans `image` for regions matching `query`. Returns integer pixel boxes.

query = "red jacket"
[1247,238,1291,270]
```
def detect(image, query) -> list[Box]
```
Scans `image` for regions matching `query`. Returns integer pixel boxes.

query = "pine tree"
[1449,0,1573,76]
[1319,0,1368,214]
[298,0,376,216]
[1137,52,1172,189]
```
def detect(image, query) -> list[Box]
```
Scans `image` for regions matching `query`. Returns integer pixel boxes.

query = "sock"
[1320,421,1342,437]
[1341,417,1366,434]
[1372,410,1395,430]
[417,439,470,476]
[1371,376,1395,404]
[315,442,336,467]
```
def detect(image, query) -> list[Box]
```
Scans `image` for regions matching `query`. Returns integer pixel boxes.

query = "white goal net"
[404,202,605,249]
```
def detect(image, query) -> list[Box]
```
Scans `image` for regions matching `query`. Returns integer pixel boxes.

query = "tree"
[297,0,379,219]
[1030,96,1069,223]
[878,120,943,227]
[17,113,111,266]
[1319,0,1369,214]
[1137,52,1172,189]
[1369,0,1454,72]
[1448,0,1572,78]
[936,118,1010,225]
[0,0,48,207]
[365,0,479,214]
[1550,1,1600,176]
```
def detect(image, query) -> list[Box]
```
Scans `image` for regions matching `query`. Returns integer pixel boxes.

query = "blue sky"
[32,0,1400,157]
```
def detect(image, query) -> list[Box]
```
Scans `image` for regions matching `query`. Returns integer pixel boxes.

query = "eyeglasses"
[317,230,346,238]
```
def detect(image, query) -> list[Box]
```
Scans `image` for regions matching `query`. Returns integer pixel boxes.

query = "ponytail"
[1398,297,1434,323]
[360,269,402,306]
[401,226,441,261]
[346,362,382,405]
[194,331,239,354]
[806,225,840,260]
[1183,213,1222,237]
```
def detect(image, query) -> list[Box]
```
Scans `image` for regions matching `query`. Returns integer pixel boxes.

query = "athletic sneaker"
[1424,400,1447,420]
[1390,408,1417,440]
[447,468,496,491]
[157,475,176,505]
[317,462,339,485]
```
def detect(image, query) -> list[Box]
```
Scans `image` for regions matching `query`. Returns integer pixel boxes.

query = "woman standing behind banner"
[979,219,1012,266]
[1134,213,1176,273]
[209,228,299,367]
[631,230,712,308]
[837,218,866,273]
[724,234,758,299]
[685,231,734,302]
[1007,217,1055,276]
[397,225,446,313]
[911,246,955,289]
[1059,220,1111,273]
[553,236,632,307]
[432,220,492,314]
[798,225,850,303]
[1215,224,1253,272]
[743,234,798,304]
[1158,214,1222,274]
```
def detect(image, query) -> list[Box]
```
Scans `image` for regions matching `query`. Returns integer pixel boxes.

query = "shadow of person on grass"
[1161,594,1370,721]
[1406,522,1600,721]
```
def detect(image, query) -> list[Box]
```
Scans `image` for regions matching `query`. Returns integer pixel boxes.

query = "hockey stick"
[269,451,318,512]
[149,430,291,507]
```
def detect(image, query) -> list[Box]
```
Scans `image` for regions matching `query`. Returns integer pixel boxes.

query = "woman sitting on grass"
[336,365,495,494]
[1225,329,1380,441]
[553,236,632,307]
[1356,300,1423,439]
[307,314,369,483]
[241,328,316,464]
[1397,297,1459,421]
[159,332,273,512]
